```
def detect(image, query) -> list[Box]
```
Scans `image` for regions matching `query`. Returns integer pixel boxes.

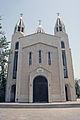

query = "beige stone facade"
[5,15,76,103]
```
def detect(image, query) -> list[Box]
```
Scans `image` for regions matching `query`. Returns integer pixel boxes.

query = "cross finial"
[57,13,60,17]
[20,13,23,18]
[39,20,41,25]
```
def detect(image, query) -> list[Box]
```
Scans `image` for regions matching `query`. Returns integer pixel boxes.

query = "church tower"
[6,14,25,102]
[54,13,66,34]
[54,13,76,101]
[6,14,76,102]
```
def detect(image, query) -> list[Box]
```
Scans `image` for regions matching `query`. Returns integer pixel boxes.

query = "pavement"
[0,99,80,120]
[0,108,80,120]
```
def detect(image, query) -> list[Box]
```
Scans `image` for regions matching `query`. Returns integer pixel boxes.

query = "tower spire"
[54,13,66,34]
[14,14,25,34]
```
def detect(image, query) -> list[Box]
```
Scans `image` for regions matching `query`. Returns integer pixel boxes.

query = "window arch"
[61,41,65,48]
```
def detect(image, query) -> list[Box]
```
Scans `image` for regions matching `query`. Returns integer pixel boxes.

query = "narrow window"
[59,19,61,25]
[22,27,24,32]
[62,50,68,78]
[56,27,58,32]
[64,66,68,78]
[61,41,65,48]
[62,50,66,66]
[10,85,16,102]
[48,52,51,65]
[59,26,62,31]
[18,26,20,32]
[15,42,19,50]
[13,51,18,79]
[39,50,41,63]
[29,52,32,65]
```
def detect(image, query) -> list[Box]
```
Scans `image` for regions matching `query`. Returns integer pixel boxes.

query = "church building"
[6,14,76,103]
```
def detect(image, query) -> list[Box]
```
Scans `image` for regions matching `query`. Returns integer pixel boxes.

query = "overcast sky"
[0,0,80,79]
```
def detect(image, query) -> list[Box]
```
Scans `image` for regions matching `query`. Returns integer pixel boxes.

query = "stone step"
[0,102,80,108]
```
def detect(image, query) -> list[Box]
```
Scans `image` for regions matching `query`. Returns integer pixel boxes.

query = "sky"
[0,0,80,79]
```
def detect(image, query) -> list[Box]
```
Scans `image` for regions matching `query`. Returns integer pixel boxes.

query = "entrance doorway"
[10,85,16,102]
[33,76,48,103]
[65,84,71,101]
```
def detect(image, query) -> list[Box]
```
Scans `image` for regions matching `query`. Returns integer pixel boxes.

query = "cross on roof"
[39,20,41,25]
[20,13,23,18]
[57,13,60,17]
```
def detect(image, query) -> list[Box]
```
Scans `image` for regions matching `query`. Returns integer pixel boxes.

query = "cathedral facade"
[6,15,76,103]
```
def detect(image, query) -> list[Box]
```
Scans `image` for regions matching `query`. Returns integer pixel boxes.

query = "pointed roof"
[16,14,25,28]
[54,13,66,34]
[36,20,45,33]
[14,14,25,33]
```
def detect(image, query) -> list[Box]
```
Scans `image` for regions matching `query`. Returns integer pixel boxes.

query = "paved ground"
[0,108,80,120]
[0,99,80,120]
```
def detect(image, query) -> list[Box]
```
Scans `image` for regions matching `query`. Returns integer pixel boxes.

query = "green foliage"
[75,80,80,98]
[0,16,10,102]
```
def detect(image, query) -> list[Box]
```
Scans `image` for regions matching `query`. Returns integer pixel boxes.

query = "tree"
[0,16,10,102]
[75,80,80,98]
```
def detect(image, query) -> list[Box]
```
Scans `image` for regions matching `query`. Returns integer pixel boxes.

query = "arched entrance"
[33,76,48,103]
[65,84,71,101]
[10,85,16,102]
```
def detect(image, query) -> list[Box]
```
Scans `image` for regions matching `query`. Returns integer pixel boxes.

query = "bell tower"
[14,14,25,34]
[54,13,66,34]
[5,14,25,102]
[54,13,76,101]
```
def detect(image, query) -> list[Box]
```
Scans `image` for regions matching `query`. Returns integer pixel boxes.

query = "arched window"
[48,52,51,65]
[61,41,65,48]
[62,50,66,66]
[56,27,58,32]
[15,42,19,50]
[62,50,68,78]
[29,52,32,65]
[13,51,18,79]
[18,26,20,32]
[10,84,16,102]
[65,84,71,101]
[22,27,24,32]
[59,26,62,31]
[39,50,41,63]
[13,42,19,79]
